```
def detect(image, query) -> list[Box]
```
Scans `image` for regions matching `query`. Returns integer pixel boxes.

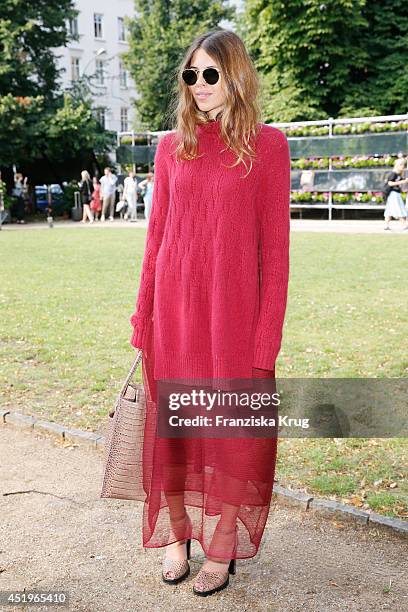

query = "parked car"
[35,184,64,214]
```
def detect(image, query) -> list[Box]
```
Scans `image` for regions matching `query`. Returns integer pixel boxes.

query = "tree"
[0,1,114,178]
[124,0,235,131]
[45,94,116,163]
[0,91,115,179]
[240,0,408,121]
[338,0,408,116]
[240,0,368,121]
[0,95,45,167]
[0,0,78,100]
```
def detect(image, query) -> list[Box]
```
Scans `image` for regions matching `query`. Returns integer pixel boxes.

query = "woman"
[383,158,408,230]
[12,173,27,224]
[138,172,154,221]
[90,176,102,221]
[79,170,94,223]
[0,171,5,214]
[129,29,290,596]
[122,170,138,222]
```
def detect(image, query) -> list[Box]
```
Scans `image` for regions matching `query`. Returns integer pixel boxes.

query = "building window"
[118,17,126,42]
[68,17,79,37]
[94,13,103,39]
[119,60,128,88]
[95,59,105,85]
[94,107,106,129]
[120,108,129,131]
[71,57,80,81]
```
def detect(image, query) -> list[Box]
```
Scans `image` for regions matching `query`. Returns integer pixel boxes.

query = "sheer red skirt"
[139,324,278,561]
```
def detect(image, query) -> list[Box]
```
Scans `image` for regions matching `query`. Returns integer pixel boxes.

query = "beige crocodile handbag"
[100,349,146,501]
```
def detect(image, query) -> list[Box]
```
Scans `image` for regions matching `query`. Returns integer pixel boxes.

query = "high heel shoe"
[162,512,192,585]
[193,524,238,596]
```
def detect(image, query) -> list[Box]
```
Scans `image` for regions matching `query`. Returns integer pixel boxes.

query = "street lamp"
[71,48,107,103]
[83,47,107,76]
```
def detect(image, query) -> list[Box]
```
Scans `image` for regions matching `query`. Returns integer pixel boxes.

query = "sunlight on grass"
[308,475,357,496]
[1,226,407,516]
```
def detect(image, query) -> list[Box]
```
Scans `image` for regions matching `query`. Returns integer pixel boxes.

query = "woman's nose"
[196,71,207,86]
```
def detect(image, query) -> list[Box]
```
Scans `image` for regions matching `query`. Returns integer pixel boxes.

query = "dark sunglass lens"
[203,68,219,85]
[182,69,197,86]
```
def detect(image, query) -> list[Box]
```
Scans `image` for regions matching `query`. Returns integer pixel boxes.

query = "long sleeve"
[253,129,291,371]
[130,135,171,349]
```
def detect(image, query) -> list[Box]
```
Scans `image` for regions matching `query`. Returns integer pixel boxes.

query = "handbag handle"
[109,349,143,418]
[119,349,143,397]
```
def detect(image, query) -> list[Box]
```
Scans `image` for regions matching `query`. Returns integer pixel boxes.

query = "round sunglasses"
[182,67,220,86]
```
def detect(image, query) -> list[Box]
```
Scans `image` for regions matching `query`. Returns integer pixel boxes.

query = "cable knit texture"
[130,119,291,379]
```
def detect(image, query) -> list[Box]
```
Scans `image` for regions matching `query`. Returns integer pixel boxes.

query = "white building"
[54,0,137,133]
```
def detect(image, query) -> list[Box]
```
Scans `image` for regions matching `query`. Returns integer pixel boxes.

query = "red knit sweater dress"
[130,119,291,559]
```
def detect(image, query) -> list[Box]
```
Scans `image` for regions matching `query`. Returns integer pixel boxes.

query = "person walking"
[90,177,102,221]
[138,172,154,222]
[100,167,118,222]
[127,29,290,597]
[383,157,408,230]
[12,172,27,224]
[122,170,138,222]
[0,171,6,228]
[0,172,5,212]
[79,170,94,223]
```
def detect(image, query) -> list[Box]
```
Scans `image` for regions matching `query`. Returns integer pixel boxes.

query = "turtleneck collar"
[196,118,221,134]
[196,110,223,134]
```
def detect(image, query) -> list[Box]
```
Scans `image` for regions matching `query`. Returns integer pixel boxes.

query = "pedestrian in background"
[384,158,408,230]
[100,166,118,222]
[138,172,154,222]
[79,170,94,223]
[90,176,102,221]
[122,170,138,222]
[12,172,27,224]
[0,171,7,228]
[0,171,5,212]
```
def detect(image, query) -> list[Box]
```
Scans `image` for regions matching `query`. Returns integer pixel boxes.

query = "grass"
[1,225,407,517]
[276,438,407,517]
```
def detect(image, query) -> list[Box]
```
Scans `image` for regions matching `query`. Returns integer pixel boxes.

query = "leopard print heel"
[162,512,192,584]
[193,525,237,596]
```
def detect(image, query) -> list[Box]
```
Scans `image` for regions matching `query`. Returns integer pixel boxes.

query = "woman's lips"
[196,93,212,100]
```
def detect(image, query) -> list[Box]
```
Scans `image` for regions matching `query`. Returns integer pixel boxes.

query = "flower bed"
[281,120,408,138]
[290,190,387,205]
[292,154,397,170]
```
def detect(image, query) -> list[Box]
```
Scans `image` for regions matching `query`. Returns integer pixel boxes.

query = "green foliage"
[0,0,78,99]
[62,180,80,212]
[241,1,408,121]
[339,0,408,116]
[45,95,116,162]
[0,2,114,170]
[124,0,235,130]
[241,0,367,121]
[0,92,115,168]
[0,95,45,165]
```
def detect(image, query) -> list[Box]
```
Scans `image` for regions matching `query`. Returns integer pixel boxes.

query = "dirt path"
[0,425,406,612]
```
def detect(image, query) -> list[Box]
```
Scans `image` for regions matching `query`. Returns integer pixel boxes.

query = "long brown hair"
[166,29,262,177]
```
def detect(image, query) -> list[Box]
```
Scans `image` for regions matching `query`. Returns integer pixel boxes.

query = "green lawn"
[1,226,407,517]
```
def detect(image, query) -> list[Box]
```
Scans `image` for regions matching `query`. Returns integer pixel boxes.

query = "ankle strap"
[170,512,188,522]
[214,524,237,535]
